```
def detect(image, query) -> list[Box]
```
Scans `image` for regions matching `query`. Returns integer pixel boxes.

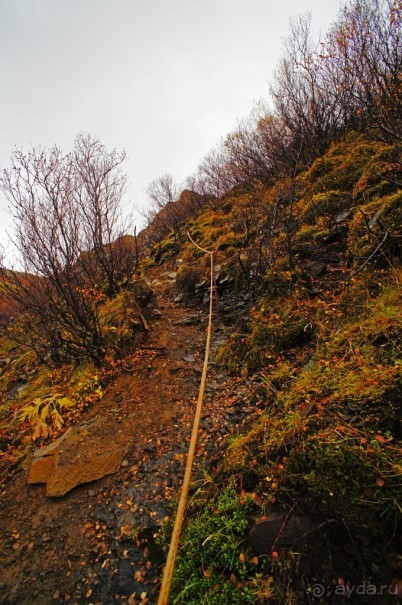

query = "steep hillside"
[148,134,402,604]
[0,133,401,605]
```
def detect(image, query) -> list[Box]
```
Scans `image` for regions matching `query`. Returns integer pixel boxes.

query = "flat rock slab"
[28,417,128,497]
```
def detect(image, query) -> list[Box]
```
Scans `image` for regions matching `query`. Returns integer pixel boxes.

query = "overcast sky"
[0,0,342,258]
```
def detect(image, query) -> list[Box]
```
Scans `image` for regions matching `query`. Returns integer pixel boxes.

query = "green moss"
[162,481,268,604]
[348,191,402,263]
[280,285,402,430]
[353,144,401,199]
[301,190,349,224]
[219,297,313,375]
[292,225,333,258]
[218,238,241,250]
[214,281,401,597]
[149,233,180,261]
[258,269,297,297]
[99,290,145,348]
[285,438,402,549]
[226,411,307,468]
[302,138,381,193]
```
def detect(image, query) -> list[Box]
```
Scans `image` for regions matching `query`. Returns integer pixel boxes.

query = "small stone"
[183,355,195,363]
[88,490,96,497]
[117,511,137,529]
[207,381,220,390]
[121,459,129,467]
[334,209,351,223]
[306,262,326,277]
[174,316,200,326]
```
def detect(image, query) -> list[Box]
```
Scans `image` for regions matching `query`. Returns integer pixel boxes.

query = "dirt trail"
[0,265,212,604]
[0,262,262,605]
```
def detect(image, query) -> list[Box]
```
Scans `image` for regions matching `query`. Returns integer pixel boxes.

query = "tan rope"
[157,234,216,605]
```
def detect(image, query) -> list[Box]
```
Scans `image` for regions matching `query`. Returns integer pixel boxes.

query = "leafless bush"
[0,134,138,363]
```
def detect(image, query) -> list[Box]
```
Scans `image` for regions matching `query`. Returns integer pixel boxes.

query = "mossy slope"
[157,134,401,604]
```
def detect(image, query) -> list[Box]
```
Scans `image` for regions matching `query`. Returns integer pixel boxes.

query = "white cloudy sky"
[0,0,342,257]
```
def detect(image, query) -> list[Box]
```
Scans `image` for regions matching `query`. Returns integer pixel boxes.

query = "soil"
[0,261,261,605]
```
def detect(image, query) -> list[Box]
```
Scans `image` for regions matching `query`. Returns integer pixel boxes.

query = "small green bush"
[163,482,268,604]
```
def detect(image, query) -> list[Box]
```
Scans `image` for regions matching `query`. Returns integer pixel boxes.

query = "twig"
[137,345,168,351]
[347,230,389,280]
[271,503,297,554]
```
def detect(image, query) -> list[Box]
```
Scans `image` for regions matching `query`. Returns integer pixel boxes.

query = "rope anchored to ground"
[157,234,217,605]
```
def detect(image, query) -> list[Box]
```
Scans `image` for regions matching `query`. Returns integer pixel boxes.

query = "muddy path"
[0,266,206,603]
[0,266,260,605]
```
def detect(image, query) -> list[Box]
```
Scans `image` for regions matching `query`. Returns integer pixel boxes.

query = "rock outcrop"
[28,417,128,497]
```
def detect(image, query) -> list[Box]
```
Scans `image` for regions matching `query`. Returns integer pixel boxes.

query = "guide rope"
[157,233,217,605]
